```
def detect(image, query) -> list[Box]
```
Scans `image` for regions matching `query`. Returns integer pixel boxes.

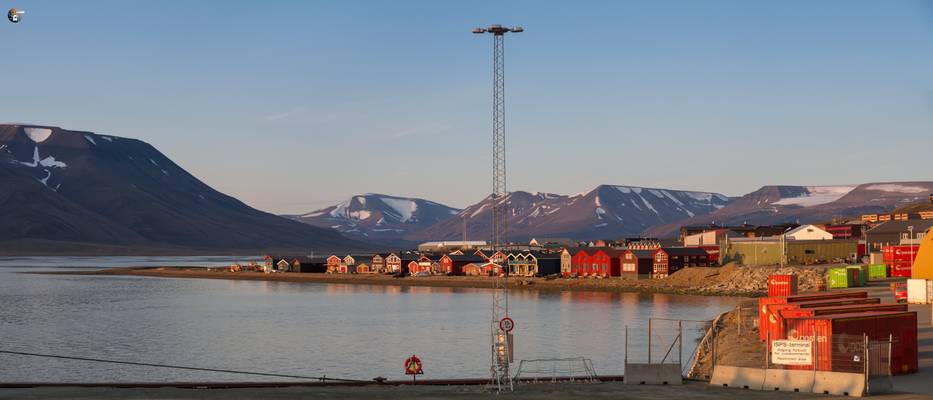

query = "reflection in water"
[0,257,743,383]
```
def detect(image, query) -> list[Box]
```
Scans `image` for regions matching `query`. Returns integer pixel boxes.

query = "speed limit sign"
[499,317,515,333]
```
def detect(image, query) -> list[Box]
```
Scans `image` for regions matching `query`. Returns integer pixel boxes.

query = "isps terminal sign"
[771,340,812,366]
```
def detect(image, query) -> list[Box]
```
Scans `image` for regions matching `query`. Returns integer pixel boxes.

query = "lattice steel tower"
[472,23,522,393]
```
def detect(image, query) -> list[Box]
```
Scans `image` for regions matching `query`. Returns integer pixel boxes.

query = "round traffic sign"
[499,317,515,333]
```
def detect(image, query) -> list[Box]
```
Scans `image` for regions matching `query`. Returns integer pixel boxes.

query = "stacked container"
[767,274,798,297]
[761,297,882,343]
[758,291,868,341]
[845,265,865,287]
[828,267,849,289]
[883,245,917,278]
[867,264,888,280]
[783,311,918,375]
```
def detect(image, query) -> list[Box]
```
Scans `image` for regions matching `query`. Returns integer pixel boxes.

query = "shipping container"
[890,260,913,278]
[846,266,865,287]
[780,303,908,321]
[783,311,918,375]
[758,291,869,341]
[867,264,888,280]
[761,297,883,342]
[768,274,798,297]
[828,267,850,289]
[883,246,919,262]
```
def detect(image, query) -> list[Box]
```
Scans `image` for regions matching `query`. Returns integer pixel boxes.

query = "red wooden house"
[588,248,622,277]
[482,262,504,276]
[570,249,590,276]
[326,255,342,273]
[652,247,710,278]
[384,253,402,273]
[621,249,654,279]
[406,260,422,275]
[440,254,485,275]
[409,255,435,275]
[371,254,386,273]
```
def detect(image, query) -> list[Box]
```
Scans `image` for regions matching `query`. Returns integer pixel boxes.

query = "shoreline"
[33,266,767,297]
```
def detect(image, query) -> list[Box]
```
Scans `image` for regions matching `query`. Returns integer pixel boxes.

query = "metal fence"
[625,318,711,376]
[512,357,598,383]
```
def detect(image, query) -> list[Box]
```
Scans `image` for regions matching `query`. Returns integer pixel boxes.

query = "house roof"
[659,247,709,256]
[626,249,657,259]
[447,254,486,262]
[268,255,329,263]
[867,219,933,235]
[785,224,831,237]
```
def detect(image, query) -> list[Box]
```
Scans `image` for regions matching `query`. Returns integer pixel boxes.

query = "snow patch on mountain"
[773,185,857,207]
[18,147,67,169]
[865,184,927,194]
[24,128,53,143]
[84,135,97,146]
[382,198,417,223]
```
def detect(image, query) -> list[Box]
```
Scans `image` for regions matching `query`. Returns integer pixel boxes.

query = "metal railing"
[512,357,598,383]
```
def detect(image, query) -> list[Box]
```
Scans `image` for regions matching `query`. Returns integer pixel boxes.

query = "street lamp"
[908,225,915,268]
[474,23,522,394]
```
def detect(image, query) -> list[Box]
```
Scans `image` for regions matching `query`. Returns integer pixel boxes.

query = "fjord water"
[0,257,742,382]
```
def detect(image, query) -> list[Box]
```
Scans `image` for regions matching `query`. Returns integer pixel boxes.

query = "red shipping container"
[890,260,912,278]
[784,311,918,375]
[758,291,869,341]
[883,246,918,262]
[762,298,883,342]
[768,274,798,297]
[780,303,908,322]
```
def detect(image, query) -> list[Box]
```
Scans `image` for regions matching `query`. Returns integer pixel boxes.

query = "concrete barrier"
[762,369,813,392]
[710,366,765,390]
[710,366,866,397]
[623,363,682,385]
[812,371,865,397]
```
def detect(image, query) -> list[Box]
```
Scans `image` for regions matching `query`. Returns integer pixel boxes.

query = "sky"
[3,1,933,214]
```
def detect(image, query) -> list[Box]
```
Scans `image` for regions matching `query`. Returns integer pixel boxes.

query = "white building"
[784,224,833,241]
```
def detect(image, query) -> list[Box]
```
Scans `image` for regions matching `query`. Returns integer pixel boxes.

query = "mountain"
[645,182,933,237]
[286,194,461,244]
[407,185,732,242]
[0,124,363,254]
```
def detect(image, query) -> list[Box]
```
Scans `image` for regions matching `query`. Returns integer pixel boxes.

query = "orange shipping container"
[758,291,868,341]
[784,311,918,375]
[768,274,798,297]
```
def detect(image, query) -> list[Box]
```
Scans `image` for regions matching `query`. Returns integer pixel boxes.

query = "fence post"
[864,334,869,394]
[737,306,742,336]
[624,325,628,365]
[648,319,652,364]
[679,320,684,369]
[811,334,818,392]
[764,329,769,370]
[814,333,819,371]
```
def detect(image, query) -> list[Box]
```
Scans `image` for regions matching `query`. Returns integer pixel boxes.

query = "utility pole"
[473,23,522,393]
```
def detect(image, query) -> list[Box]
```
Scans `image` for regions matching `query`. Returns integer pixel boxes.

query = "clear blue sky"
[3,1,932,214]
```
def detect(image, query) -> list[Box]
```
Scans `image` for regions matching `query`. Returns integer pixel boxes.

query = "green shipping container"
[828,267,850,289]
[846,265,866,287]
[867,264,887,280]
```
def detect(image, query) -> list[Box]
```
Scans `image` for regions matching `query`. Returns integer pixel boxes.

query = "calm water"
[0,257,742,382]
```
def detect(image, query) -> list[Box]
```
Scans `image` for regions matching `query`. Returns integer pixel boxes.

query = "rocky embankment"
[687,301,766,380]
[40,262,832,298]
[660,263,830,296]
